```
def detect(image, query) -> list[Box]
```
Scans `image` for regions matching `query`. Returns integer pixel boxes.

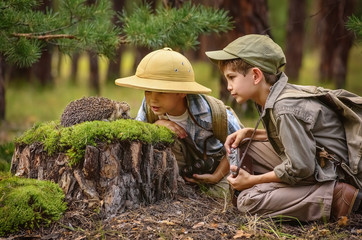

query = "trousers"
[236,141,334,221]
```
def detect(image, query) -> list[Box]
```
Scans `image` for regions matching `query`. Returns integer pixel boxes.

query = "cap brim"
[205,50,239,63]
[115,75,212,94]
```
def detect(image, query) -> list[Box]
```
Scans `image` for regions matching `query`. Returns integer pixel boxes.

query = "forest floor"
[3,184,362,240]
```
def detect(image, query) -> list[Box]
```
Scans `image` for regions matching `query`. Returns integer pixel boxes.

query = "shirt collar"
[263,72,289,114]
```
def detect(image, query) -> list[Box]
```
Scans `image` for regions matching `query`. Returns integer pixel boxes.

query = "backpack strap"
[203,95,228,143]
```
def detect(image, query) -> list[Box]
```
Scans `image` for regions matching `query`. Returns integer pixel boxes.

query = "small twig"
[12,33,77,40]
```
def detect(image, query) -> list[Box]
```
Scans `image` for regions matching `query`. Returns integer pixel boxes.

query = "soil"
[3,185,362,240]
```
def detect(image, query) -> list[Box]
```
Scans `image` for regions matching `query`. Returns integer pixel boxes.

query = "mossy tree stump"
[10,120,178,217]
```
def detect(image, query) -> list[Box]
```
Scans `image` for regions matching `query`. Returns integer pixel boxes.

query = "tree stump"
[10,141,179,217]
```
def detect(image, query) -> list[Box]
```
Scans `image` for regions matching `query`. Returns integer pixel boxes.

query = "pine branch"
[120,1,233,51]
[0,0,233,67]
[346,15,362,39]
[12,33,77,40]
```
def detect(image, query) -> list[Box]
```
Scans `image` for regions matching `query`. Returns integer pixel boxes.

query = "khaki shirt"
[260,73,348,185]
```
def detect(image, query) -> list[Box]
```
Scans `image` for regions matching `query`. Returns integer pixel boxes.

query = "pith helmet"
[115,48,211,94]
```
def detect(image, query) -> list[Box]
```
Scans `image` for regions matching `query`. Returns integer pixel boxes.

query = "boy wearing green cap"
[206,34,362,221]
[115,48,246,197]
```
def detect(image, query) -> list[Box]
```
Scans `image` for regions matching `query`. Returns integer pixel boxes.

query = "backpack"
[145,94,243,143]
[274,85,362,188]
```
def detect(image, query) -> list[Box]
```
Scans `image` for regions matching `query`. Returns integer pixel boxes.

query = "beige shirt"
[261,73,348,185]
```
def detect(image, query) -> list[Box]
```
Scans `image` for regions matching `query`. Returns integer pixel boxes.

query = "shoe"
[331,182,359,220]
[352,190,362,213]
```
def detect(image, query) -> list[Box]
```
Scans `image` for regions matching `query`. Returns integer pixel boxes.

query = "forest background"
[0,0,362,167]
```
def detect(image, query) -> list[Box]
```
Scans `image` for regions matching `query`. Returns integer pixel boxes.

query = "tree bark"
[317,0,356,88]
[11,141,179,217]
[285,0,306,82]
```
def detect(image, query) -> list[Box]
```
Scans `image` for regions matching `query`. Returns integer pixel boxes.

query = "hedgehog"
[60,96,131,127]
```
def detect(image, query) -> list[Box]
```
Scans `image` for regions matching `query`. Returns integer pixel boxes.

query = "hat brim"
[205,50,239,63]
[115,75,212,94]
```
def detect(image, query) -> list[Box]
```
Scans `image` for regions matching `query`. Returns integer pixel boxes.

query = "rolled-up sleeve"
[273,114,316,185]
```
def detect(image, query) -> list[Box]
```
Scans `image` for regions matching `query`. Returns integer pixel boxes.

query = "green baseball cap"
[115,48,211,94]
[205,34,286,74]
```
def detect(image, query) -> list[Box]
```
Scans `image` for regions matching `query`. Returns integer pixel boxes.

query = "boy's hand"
[155,119,187,138]
[227,165,254,190]
[184,173,218,184]
[224,129,249,153]
[224,128,268,153]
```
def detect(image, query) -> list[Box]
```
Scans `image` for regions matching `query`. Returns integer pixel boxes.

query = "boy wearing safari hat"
[115,47,243,197]
[206,34,362,221]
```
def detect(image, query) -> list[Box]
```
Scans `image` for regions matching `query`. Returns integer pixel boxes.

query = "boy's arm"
[227,166,281,190]
[154,119,188,139]
[224,128,268,153]
[189,156,229,184]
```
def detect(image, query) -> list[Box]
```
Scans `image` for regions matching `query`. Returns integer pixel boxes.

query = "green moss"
[0,173,67,236]
[15,119,176,166]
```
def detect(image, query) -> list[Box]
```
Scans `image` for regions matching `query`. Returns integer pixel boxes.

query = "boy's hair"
[218,59,278,85]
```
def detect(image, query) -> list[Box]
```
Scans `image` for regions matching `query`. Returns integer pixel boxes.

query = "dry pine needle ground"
[3,185,362,240]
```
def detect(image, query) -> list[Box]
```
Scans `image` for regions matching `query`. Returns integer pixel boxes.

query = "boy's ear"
[252,67,264,84]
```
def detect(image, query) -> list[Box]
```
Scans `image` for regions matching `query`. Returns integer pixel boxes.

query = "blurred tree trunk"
[31,0,54,85]
[106,0,126,83]
[32,47,54,85]
[0,56,5,120]
[70,53,80,84]
[317,0,356,89]
[87,0,101,94]
[89,53,100,95]
[285,0,306,82]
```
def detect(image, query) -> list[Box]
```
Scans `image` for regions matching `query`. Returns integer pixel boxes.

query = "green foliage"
[0,0,120,67]
[0,173,67,237]
[120,1,233,50]
[346,15,362,39]
[15,119,175,166]
[0,142,14,172]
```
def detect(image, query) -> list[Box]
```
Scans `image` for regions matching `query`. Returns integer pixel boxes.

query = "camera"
[228,148,240,177]
[180,156,218,178]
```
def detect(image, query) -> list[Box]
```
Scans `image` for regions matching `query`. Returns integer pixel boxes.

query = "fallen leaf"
[210,223,219,228]
[233,229,252,239]
[337,216,349,227]
[159,220,176,225]
[318,229,330,236]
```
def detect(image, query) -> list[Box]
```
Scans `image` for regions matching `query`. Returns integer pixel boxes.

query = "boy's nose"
[149,92,160,101]
[227,84,232,91]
